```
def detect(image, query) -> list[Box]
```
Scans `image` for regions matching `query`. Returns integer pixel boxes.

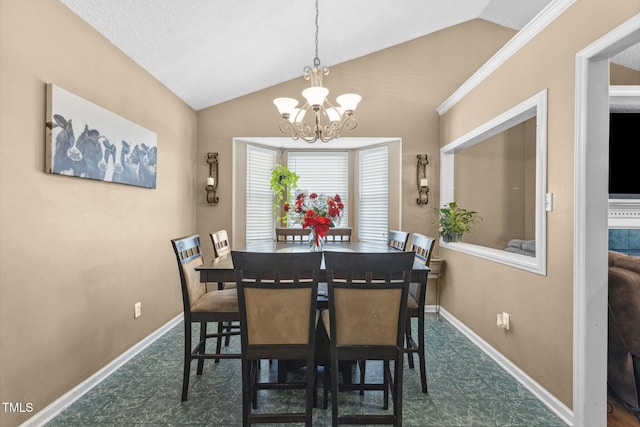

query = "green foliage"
[270,164,299,220]
[435,201,481,235]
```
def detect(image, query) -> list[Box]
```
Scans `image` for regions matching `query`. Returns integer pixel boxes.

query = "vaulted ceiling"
[60,0,639,111]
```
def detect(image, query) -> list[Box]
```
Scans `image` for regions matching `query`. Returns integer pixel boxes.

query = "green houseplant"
[435,201,481,242]
[270,164,299,221]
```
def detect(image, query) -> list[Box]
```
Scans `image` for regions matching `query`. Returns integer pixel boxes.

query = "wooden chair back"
[325,227,352,242]
[275,227,311,242]
[388,230,410,251]
[210,229,231,258]
[172,234,206,310]
[409,233,436,266]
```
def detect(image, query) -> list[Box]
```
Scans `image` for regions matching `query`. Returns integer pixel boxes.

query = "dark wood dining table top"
[195,240,430,284]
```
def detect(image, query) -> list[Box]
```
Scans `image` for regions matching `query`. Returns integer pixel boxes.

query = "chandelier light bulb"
[289,108,306,123]
[273,97,298,116]
[336,94,361,112]
[302,86,329,107]
[325,107,343,122]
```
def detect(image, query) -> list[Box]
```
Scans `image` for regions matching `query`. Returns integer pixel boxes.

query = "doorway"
[575,14,640,426]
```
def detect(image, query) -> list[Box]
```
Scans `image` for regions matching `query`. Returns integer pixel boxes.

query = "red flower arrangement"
[284,191,344,248]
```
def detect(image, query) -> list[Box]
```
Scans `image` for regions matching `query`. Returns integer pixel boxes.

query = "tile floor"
[45,314,566,426]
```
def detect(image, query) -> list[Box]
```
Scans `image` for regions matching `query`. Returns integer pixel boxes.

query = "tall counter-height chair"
[210,230,234,289]
[388,230,410,251]
[232,251,322,427]
[211,229,231,258]
[323,251,414,426]
[171,234,241,401]
[406,232,435,393]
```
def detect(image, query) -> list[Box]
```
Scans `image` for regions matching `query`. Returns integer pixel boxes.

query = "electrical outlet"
[134,302,142,319]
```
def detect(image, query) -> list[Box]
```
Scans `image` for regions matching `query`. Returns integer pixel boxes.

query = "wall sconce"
[416,154,429,206]
[206,152,219,204]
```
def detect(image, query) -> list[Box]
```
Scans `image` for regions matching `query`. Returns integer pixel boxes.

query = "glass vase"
[443,232,463,243]
[309,228,325,252]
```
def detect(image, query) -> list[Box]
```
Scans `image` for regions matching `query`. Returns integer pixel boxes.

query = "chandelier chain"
[313,0,320,68]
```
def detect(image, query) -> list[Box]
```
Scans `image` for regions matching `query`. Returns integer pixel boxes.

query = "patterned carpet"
[45,314,566,426]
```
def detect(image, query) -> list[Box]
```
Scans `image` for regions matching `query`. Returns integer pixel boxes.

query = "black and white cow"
[50,114,105,180]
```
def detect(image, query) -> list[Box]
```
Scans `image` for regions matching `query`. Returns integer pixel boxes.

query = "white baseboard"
[425,305,574,426]
[20,314,182,427]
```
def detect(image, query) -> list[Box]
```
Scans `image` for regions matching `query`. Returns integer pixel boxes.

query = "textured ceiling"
[59,0,637,111]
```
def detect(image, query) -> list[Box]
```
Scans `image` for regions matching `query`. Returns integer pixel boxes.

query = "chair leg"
[383,360,390,410]
[197,322,206,375]
[394,356,404,427]
[305,359,316,427]
[251,360,258,409]
[182,321,192,401]
[330,355,340,427]
[359,360,365,395]
[224,321,232,346]
[241,358,251,427]
[417,309,428,393]
[406,317,415,369]
[215,322,223,364]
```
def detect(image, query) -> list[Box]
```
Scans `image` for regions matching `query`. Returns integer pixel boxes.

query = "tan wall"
[440,0,640,409]
[0,1,197,425]
[611,63,640,85]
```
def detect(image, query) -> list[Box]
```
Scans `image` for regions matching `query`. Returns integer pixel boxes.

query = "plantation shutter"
[287,152,349,227]
[246,145,277,241]
[358,145,388,242]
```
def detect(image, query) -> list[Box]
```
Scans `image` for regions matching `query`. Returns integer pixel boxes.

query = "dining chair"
[325,227,352,242]
[323,251,414,426]
[209,230,235,289]
[406,232,436,393]
[232,251,322,427]
[275,227,311,242]
[388,230,410,251]
[210,229,231,258]
[170,234,241,401]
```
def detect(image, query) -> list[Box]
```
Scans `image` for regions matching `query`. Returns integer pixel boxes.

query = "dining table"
[195,240,431,388]
[196,240,430,284]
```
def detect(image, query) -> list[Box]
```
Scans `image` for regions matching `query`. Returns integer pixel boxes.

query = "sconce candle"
[416,154,429,206]
[206,152,219,204]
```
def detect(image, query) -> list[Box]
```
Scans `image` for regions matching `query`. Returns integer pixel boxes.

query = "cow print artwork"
[45,84,158,189]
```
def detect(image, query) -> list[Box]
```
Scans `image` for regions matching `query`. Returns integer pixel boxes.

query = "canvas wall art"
[45,84,158,189]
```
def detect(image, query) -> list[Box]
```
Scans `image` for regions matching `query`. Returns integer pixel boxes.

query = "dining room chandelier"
[273,0,361,143]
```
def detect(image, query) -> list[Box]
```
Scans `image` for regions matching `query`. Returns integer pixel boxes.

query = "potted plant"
[270,164,299,221]
[435,201,481,242]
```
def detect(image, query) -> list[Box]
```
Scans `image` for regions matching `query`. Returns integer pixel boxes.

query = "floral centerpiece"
[284,191,344,251]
